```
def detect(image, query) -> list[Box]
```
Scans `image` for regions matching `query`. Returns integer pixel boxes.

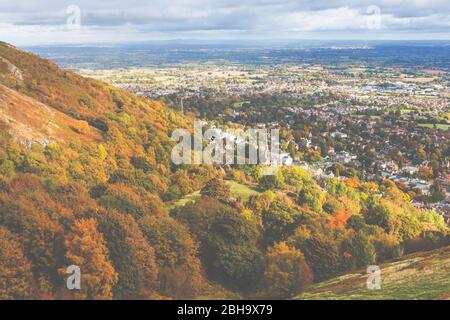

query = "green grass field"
[296,246,450,300]
[166,190,201,211]
[166,180,260,211]
[226,180,260,202]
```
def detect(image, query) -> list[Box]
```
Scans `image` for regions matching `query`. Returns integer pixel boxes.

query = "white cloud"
[0,0,449,45]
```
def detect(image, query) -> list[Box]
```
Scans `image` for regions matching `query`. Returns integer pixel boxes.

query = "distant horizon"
[21,39,450,72]
[15,38,450,49]
[1,1,449,46]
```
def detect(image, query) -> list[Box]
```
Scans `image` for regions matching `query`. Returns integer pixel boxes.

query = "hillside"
[0,42,220,300]
[0,41,208,194]
[297,246,450,300]
[0,42,148,123]
[0,42,448,300]
[0,84,102,146]
[0,42,188,132]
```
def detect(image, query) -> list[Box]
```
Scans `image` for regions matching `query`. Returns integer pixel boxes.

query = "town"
[80,61,450,223]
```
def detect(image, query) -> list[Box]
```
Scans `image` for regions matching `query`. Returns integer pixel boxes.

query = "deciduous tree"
[64,218,118,300]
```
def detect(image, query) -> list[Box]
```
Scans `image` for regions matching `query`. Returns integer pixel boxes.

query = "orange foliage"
[328,210,353,229]
[343,177,361,189]
[64,218,118,300]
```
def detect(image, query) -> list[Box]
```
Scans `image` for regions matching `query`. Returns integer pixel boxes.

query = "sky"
[0,0,449,46]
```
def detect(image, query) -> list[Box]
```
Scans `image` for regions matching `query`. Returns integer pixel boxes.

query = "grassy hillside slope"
[0,84,102,146]
[297,246,450,300]
[0,41,188,145]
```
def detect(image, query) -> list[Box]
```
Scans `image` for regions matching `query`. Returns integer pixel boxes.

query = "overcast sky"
[1,0,449,45]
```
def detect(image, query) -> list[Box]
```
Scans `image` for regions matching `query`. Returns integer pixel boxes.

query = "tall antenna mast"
[180,97,184,115]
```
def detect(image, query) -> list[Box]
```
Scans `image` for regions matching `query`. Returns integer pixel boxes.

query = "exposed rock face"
[0,57,23,82]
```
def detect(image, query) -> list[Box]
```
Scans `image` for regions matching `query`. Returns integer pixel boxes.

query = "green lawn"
[296,246,450,300]
[166,190,201,211]
[226,180,260,202]
[166,180,260,211]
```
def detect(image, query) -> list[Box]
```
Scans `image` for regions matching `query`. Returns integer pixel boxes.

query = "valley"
[0,41,448,300]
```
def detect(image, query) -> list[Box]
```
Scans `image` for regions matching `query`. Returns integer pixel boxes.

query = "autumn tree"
[175,197,234,242]
[139,214,204,298]
[429,183,445,203]
[263,242,313,298]
[258,172,284,191]
[288,226,344,281]
[98,183,165,219]
[64,218,118,300]
[167,170,193,199]
[262,200,301,245]
[176,196,264,291]
[96,211,158,299]
[328,210,353,229]
[204,208,264,291]
[280,166,312,190]
[340,231,376,269]
[364,192,424,242]
[211,244,264,292]
[200,177,230,202]
[0,191,63,290]
[297,181,325,213]
[0,226,33,299]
